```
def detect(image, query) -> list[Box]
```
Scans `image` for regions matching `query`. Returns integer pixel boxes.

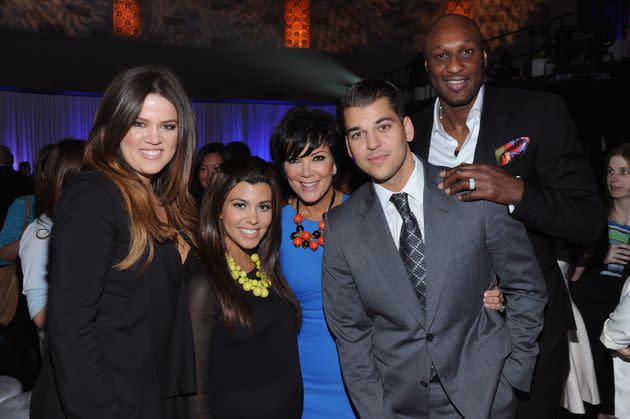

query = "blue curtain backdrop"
[0,90,335,168]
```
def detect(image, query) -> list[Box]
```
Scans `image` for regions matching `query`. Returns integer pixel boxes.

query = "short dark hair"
[0,145,13,166]
[270,106,342,171]
[225,141,251,160]
[338,79,405,123]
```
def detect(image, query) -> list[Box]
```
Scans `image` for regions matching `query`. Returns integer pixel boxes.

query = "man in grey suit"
[321,79,547,418]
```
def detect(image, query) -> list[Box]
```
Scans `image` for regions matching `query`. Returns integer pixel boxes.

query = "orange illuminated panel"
[113,0,142,38]
[446,0,472,17]
[285,0,310,48]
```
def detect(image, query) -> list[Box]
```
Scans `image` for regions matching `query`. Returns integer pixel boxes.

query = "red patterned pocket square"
[495,136,530,167]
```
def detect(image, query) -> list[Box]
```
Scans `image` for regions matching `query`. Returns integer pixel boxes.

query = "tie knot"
[390,192,410,215]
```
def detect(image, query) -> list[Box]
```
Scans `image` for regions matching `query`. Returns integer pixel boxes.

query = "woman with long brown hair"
[186,157,302,419]
[20,138,85,347]
[30,65,198,419]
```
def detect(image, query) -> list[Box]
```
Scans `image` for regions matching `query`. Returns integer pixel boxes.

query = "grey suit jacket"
[321,159,547,418]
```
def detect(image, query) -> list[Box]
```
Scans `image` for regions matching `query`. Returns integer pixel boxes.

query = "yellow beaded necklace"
[226,253,272,298]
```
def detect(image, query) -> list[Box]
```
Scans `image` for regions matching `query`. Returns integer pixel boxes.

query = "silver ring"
[468,177,476,190]
[497,303,506,313]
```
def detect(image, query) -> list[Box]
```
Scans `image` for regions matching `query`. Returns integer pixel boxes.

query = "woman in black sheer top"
[186,157,303,419]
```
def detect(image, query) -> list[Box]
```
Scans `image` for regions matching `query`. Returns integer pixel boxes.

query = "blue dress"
[280,200,355,419]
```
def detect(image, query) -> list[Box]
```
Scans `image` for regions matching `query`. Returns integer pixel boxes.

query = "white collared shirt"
[373,154,425,248]
[428,85,485,167]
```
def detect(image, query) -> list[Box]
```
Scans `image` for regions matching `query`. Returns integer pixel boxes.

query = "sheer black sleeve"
[185,272,219,419]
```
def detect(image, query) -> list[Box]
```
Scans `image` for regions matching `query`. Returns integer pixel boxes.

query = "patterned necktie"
[390,192,427,310]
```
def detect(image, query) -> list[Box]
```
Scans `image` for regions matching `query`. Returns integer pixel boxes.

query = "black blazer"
[412,86,606,328]
[30,171,196,419]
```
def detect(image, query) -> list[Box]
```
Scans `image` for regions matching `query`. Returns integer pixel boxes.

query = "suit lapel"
[422,165,455,329]
[474,87,509,165]
[415,106,433,160]
[357,185,425,327]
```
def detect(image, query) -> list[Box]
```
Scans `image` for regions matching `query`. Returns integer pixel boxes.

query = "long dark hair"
[36,139,85,219]
[198,157,301,329]
[84,65,198,271]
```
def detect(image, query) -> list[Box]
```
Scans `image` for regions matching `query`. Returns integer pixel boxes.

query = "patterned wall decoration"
[0,0,543,52]
[113,0,142,38]
[474,0,543,45]
[445,0,472,17]
[0,0,109,36]
[284,0,310,48]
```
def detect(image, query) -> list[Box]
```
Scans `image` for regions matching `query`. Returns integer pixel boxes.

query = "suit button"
[420,380,428,387]
[426,333,434,342]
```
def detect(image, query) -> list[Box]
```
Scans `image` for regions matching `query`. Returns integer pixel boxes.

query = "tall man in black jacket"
[412,15,605,417]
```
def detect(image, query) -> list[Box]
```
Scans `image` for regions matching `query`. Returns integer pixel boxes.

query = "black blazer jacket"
[30,171,196,419]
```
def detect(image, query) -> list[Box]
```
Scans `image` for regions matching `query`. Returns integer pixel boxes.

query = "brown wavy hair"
[84,65,198,271]
[36,138,85,219]
[199,157,301,329]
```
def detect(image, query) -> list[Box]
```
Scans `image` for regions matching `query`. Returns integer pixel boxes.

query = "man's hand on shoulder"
[438,163,524,205]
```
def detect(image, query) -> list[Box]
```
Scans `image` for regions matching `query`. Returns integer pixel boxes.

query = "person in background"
[19,139,85,351]
[0,145,31,226]
[18,161,34,193]
[30,65,199,419]
[185,157,303,419]
[190,142,227,204]
[0,144,53,391]
[225,140,251,160]
[18,161,30,176]
[571,143,630,418]
[600,274,630,418]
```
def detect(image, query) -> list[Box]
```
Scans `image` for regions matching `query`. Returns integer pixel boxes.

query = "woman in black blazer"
[30,65,199,419]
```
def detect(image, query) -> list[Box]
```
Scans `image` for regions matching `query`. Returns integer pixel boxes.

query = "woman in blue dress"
[270,106,505,418]
[270,107,354,418]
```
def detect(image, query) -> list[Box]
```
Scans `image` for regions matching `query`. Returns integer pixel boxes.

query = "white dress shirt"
[373,154,425,248]
[428,85,485,167]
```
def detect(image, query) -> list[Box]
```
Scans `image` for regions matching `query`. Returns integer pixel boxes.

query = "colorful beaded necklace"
[290,189,335,251]
[226,253,271,298]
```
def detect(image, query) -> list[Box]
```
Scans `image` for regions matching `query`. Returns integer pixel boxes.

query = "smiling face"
[222,181,273,258]
[199,152,224,189]
[119,93,179,183]
[607,155,630,200]
[283,144,337,205]
[424,15,486,111]
[343,97,415,192]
